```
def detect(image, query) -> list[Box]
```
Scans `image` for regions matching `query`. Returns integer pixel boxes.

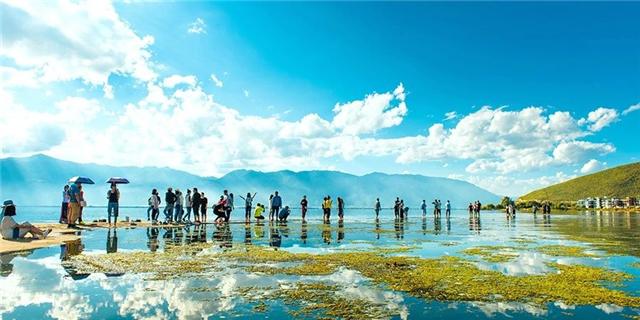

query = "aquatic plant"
[462,246,520,263]
[536,245,599,257]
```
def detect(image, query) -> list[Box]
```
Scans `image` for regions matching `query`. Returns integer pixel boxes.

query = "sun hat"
[2,200,15,216]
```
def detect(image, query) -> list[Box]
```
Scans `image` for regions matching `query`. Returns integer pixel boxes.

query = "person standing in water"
[191,188,201,223]
[174,189,183,223]
[375,198,381,218]
[107,183,120,226]
[200,192,208,223]
[445,200,451,218]
[337,197,345,221]
[184,189,193,223]
[150,189,161,223]
[278,206,291,222]
[271,191,282,221]
[78,185,86,224]
[421,200,427,216]
[60,185,70,224]
[300,195,308,220]
[239,192,256,222]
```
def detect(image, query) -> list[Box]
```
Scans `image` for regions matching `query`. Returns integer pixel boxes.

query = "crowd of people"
[50,181,508,228]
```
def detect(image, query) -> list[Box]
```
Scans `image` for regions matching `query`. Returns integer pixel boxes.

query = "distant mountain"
[519,162,640,202]
[0,154,499,208]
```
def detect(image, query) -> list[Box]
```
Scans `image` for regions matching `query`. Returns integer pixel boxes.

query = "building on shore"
[577,196,638,209]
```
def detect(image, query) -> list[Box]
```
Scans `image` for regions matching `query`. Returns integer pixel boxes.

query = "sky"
[1,1,639,197]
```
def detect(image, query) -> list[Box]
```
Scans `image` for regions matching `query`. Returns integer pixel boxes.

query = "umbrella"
[68,176,95,184]
[106,177,130,184]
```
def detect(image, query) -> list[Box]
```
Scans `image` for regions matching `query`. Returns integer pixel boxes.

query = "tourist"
[337,197,345,220]
[421,200,427,216]
[164,188,176,223]
[271,191,282,220]
[445,200,451,217]
[174,189,183,223]
[268,194,274,220]
[324,196,332,222]
[1,200,51,240]
[375,198,381,218]
[192,188,201,223]
[107,183,120,225]
[300,195,308,220]
[150,189,161,223]
[214,196,226,223]
[224,193,234,222]
[60,185,70,224]
[78,185,86,224]
[184,189,193,223]
[394,197,401,218]
[147,194,154,221]
[67,181,81,228]
[239,192,256,222]
[468,203,474,215]
[403,205,409,218]
[254,203,266,221]
[278,206,291,222]
[400,200,405,218]
[476,200,482,214]
[532,203,538,214]
[200,192,208,223]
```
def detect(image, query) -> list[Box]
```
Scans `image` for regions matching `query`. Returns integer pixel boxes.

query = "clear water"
[1,208,639,319]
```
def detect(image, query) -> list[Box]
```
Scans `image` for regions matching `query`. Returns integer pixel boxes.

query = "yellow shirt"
[254,206,265,217]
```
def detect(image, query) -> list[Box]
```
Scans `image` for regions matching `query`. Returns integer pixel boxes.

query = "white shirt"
[1,216,19,239]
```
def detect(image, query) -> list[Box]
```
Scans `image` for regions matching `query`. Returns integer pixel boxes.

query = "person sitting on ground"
[278,206,291,222]
[1,200,51,240]
[254,203,266,221]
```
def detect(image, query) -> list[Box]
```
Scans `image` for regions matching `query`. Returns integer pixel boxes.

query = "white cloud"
[579,107,619,132]
[622,103,640,116]
[210,74,224,88]
[0,1,156,93]
[451,171,576,197]
[444,111,457,121]
[331,83,407,135]
[162,75,197,88]
[188,18,206,34]
[552,141,614,164]
[580,159,604,174]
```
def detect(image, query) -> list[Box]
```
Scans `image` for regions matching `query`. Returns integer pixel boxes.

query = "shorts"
[12,227,19,239]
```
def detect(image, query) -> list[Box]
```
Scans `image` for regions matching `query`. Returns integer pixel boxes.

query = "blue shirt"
[272,195,282,207]
[278,208,290,219]
[69,184,79,203]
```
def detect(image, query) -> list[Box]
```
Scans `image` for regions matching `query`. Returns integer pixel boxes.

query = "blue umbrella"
[106,177,130,184]
[68,176,95,184]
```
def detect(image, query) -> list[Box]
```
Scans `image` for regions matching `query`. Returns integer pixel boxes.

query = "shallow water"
[1,209,640,319]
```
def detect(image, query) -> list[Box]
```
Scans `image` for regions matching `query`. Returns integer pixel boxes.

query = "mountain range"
[0,154,500,208]
[519,162,640,202]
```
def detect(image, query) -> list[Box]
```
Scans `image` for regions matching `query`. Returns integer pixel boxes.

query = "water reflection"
[0,250,32,277]
[322,221,332,244]
[300,220,308,244]
[337,220,345,243]
[434,216,442,234]
[269,222,282,248]
[106,229,118,253]
[468,213,481,234]
[147,227,159,252]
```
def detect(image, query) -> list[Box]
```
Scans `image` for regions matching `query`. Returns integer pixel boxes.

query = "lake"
[1,208,639,319]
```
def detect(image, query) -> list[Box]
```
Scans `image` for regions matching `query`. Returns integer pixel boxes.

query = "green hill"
[519,162,640,202]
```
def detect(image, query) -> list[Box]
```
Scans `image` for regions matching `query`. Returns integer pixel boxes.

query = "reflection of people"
[375,218,381,240]
[1,200,51,240]
[147,227,159,252]
[322,221,332,244]
[107,229,118,253]
[337,220,345,242]
[244,223,252,244]
[269,221,281,248]
[1,250,33,277]
[300,220,308,244]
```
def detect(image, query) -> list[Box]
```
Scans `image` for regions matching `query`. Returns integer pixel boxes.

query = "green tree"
[500,196,511,208]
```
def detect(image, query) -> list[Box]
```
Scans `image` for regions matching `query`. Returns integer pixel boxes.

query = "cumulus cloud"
[188,18,206,34]
[163,75,197,88]
[579,107,619,132]
[0,0,156,95]
[622,103,640,116]
[580,159,604,174]
[210,74,224,88]
[331,83,407,135]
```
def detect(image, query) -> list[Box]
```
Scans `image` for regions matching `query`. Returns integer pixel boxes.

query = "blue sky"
[1,1,639,196]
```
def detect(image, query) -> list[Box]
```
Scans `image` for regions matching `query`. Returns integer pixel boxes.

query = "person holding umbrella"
[67,176,94,229]
[105,178,128,226]
[107,183,120,226]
